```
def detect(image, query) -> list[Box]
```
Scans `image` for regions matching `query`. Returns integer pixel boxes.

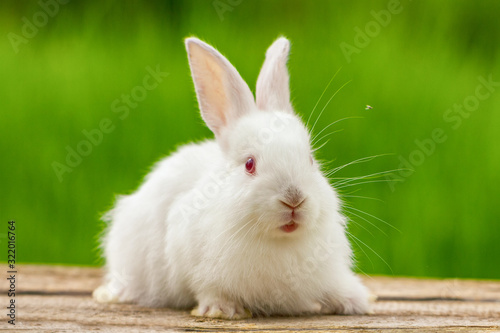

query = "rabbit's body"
[102,140,220,308]
[95,37,370,318]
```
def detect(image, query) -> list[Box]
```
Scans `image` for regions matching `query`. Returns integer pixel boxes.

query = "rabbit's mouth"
[280,221,299,233]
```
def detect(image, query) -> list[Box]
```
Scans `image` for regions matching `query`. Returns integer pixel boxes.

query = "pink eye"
[245,157,256,175]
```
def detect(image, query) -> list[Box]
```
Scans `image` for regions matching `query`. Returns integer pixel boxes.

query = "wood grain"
[1,265,499,332]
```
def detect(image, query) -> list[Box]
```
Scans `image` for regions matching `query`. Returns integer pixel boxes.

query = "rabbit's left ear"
[256,37,293,113]
[186,37,255,138]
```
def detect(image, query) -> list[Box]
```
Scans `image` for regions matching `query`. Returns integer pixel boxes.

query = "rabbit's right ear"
[185,38,255,137]
[256,37,293,113]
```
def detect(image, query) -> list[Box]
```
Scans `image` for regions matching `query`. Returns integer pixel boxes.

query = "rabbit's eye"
[245,157,256,175]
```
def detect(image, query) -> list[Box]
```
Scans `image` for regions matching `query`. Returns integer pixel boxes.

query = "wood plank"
[1,265,499,332]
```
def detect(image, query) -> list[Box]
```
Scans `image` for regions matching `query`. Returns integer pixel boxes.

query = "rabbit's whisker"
[335,178,403,190]
[345,215,375,237]
[306,67,342,128]
[332,169,406,187]
[343,208,387,237]
[346,231,375,270]
[312,130,344,151]
[341,194,384,202]
[343,205,400,233]
[312,139,331,153]
[310,80,352,135]
[311,116,361,146]
[346,231,393,273]
[325,153,393,177]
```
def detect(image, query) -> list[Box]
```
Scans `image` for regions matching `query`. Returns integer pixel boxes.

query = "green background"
[2,0,499,279]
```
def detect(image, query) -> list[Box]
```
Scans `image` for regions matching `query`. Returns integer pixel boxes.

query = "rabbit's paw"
[191,299,251,320]
[321,283,372,315]
[92,285,120,304]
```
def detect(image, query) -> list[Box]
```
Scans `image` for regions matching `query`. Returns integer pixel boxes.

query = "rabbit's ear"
[186,37,255,137]
[256,37,293,113]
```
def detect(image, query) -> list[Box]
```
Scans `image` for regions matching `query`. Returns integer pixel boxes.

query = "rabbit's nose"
[281,186,305,209]
[280,198,305,210]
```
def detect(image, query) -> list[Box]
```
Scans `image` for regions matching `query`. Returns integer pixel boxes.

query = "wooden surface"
[1,265,499,332]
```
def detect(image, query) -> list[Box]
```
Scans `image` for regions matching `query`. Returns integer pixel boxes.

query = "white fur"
[96,37,370,318]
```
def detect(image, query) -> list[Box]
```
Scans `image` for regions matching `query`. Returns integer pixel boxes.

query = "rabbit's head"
[186,37,343,238]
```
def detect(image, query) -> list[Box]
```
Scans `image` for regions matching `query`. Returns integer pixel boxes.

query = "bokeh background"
[2,0,499,279]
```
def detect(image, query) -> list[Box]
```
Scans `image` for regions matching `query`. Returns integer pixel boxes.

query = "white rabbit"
[93,36,371,319]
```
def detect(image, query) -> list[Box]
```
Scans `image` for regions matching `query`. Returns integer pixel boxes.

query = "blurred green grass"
[1,0,499,278]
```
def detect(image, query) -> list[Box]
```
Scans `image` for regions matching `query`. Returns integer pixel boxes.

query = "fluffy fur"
[94,37,370,319]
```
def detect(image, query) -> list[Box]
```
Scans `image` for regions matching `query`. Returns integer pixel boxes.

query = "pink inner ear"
[191,47,229,134]
[199,73,228,131]
[186,38,256,138]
